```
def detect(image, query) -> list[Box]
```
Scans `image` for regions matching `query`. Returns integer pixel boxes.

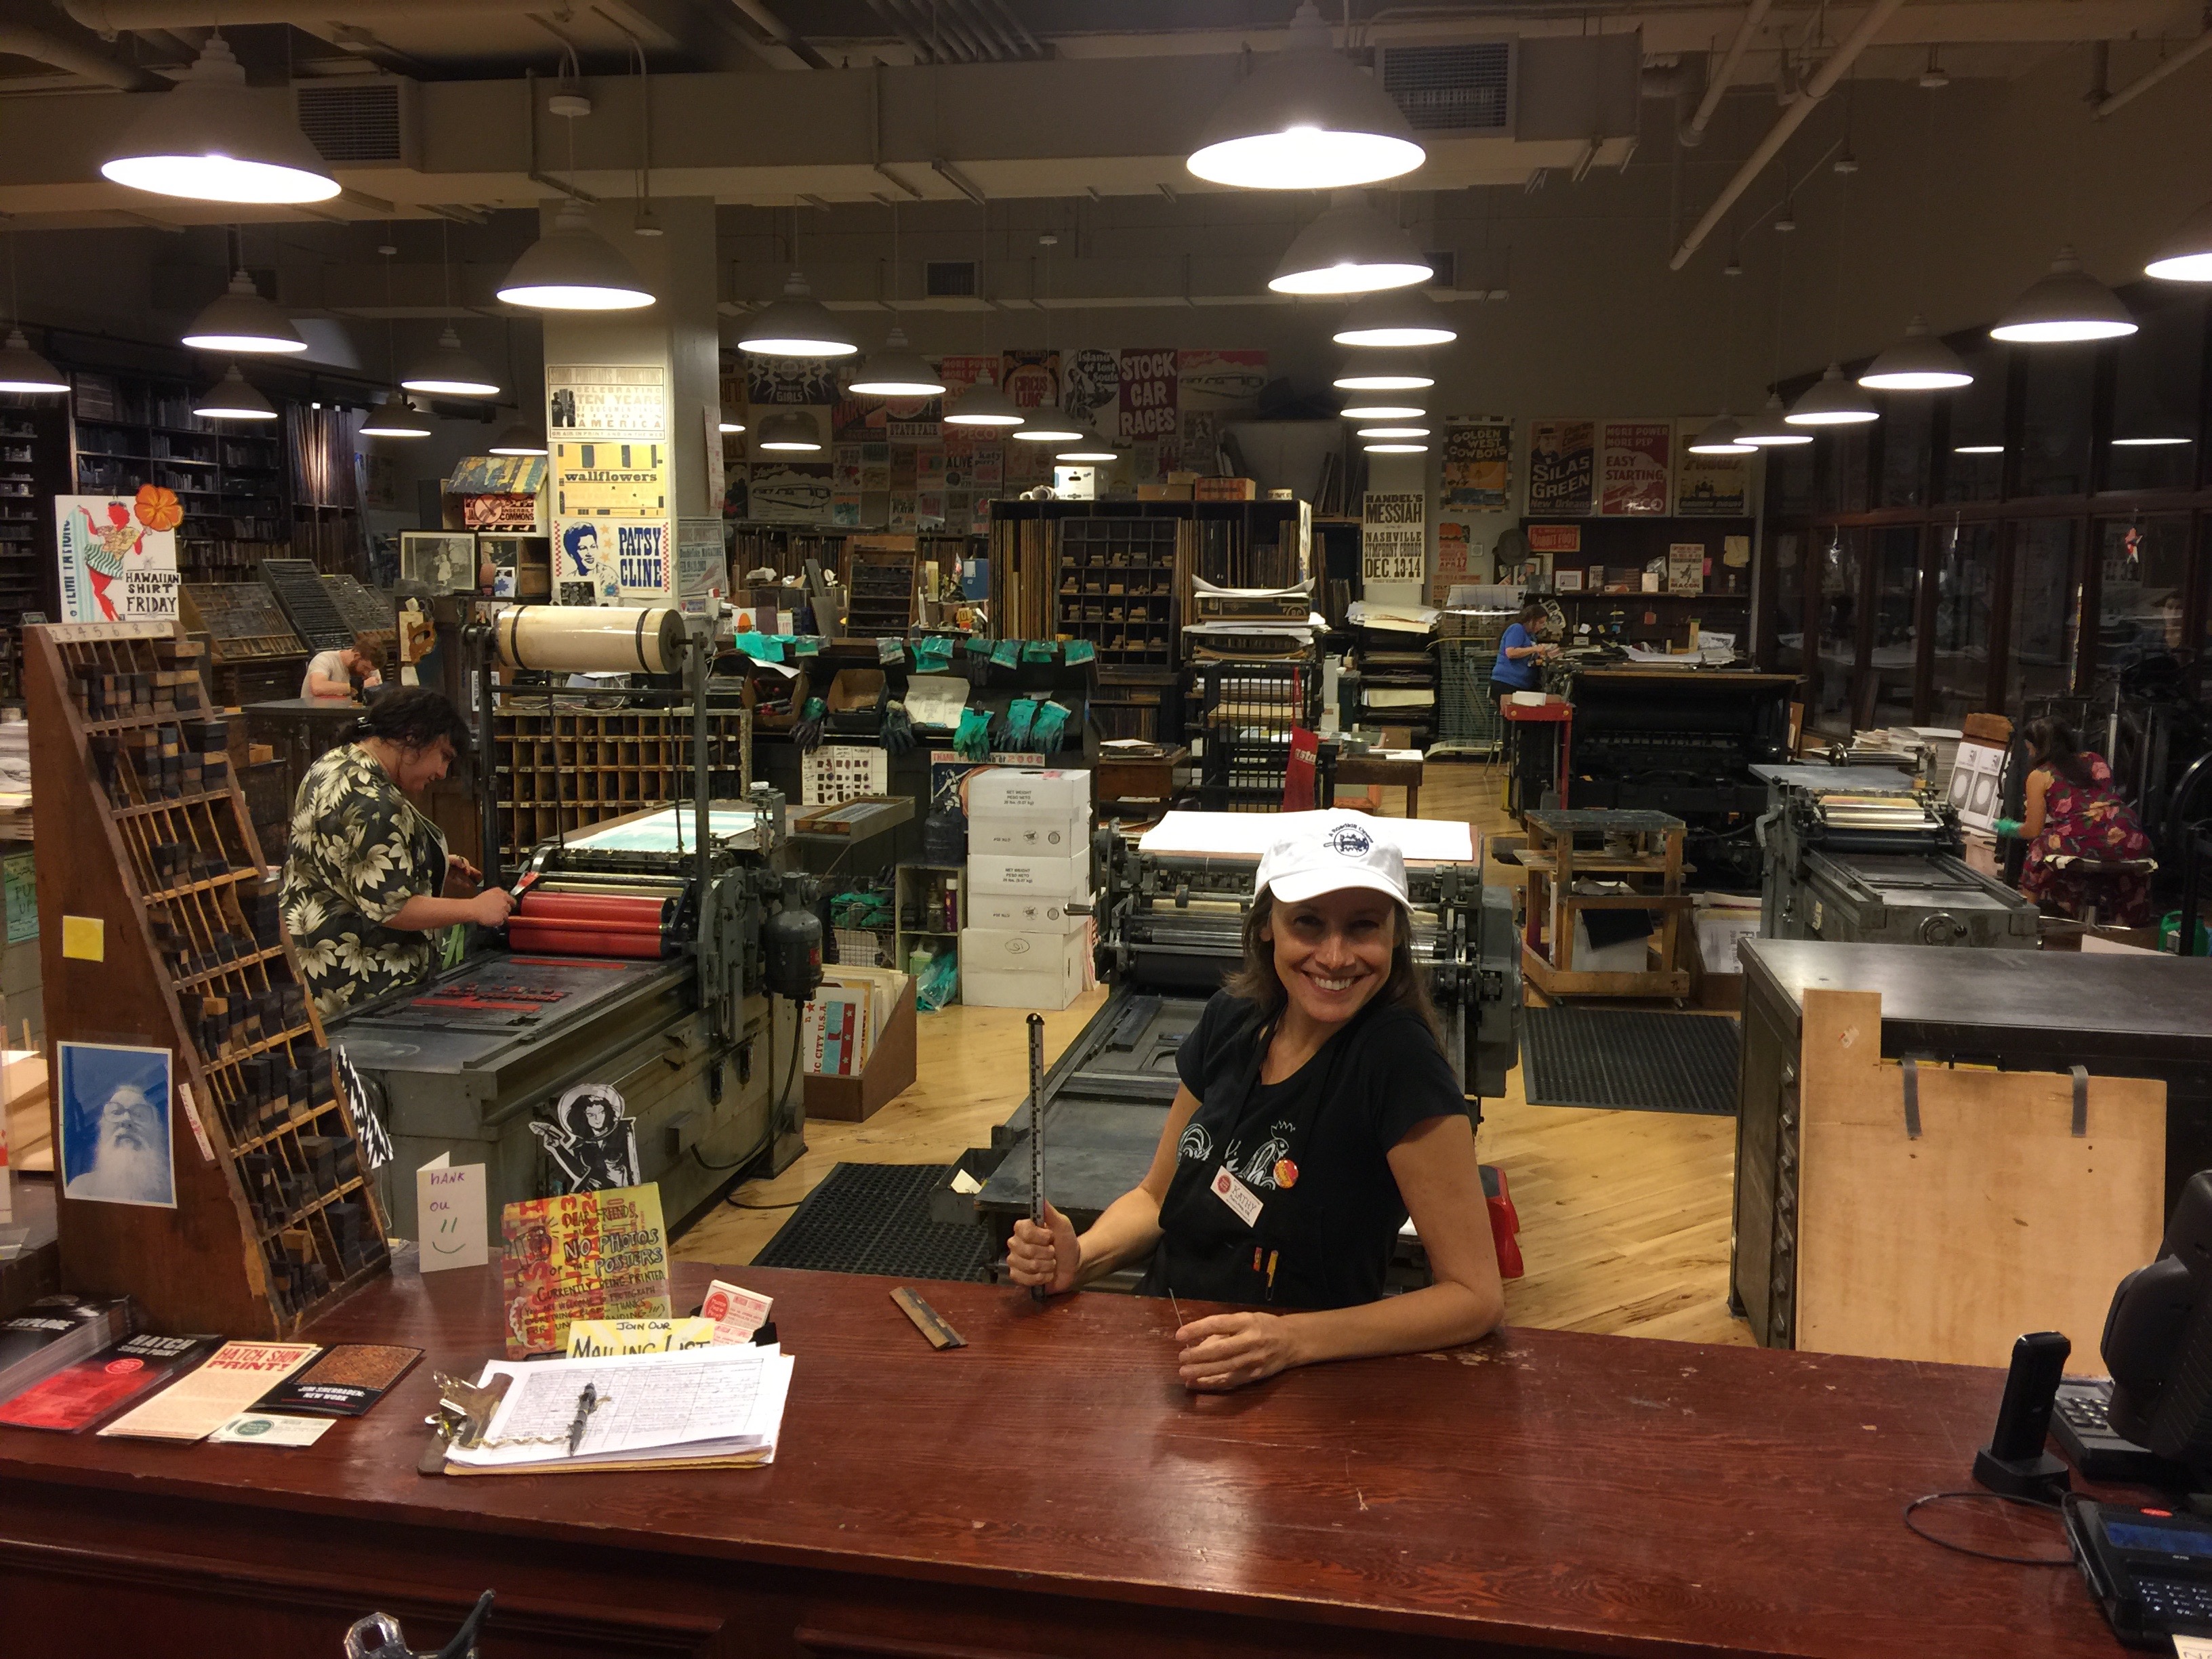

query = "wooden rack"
[26,619,389,1336]
[1057,518,1179,668]
[842,547,919,638]
[1517,808,1692,1001]
[491,700,752,861]
[180,579,308,707]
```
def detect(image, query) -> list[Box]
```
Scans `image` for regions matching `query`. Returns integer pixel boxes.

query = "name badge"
[1210,1166,1264,1229]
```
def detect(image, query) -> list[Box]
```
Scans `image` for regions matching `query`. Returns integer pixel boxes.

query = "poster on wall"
[1000,349,1061,413]
[1675,417,1752,516]
[1527,420,1595,516]
[552,520,621,605]
[936,354,999,455]
[1599,421,1673,516]
[748,463,834,525]
[1063,348,1118,429]
[1431,521,1473,605]
[610,522,672,600]
[58,1041,175,1210]
[1176,348,1267,411]
[675,517,726,618]
[56,493,180,623]
[553,442,669,518]
[1118,348,1179,444]
[743,356,839,407]
[1441,417,1513,511]
[1361,491,1425,585]
[547,365,666,440]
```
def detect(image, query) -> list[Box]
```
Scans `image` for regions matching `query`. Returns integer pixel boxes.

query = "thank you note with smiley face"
[417,1155,488,1272]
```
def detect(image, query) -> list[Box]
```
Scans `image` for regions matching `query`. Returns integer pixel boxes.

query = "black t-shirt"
[1137,990,1473,1312]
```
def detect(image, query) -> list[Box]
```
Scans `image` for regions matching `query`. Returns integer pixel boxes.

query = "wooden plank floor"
[678,756,1753,1348]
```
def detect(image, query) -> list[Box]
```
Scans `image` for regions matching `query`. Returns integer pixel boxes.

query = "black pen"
[567,1383,598,1458]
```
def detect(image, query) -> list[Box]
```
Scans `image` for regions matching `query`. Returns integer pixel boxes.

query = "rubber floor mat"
[752,1162,994,1282]
[1519,1007,1740,1116]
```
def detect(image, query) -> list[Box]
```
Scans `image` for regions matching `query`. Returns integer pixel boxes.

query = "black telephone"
[1974,1330,2073,1498]
[2065,1496,2212,1648]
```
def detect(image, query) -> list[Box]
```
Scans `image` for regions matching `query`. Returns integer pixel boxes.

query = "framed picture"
[1554,567,1584,592]
[401,531,478,596]
[58,1041,175,1209]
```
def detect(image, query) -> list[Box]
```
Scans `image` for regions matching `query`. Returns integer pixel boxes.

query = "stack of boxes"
[962,768,1094,1010]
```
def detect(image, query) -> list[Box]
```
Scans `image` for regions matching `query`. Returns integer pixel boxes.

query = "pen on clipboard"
[567,1383,600,1457]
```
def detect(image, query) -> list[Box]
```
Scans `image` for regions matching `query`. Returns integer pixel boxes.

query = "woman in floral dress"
[280,689,514,1016]
[2001,716,2157,927]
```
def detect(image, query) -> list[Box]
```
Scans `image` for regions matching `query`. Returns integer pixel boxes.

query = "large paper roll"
[490,604,687,675]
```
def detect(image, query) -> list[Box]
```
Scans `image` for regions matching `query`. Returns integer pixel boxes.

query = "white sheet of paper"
[211,1412,335,1448]
[2173,1637,2212,1659]
[417,1161,487,1271]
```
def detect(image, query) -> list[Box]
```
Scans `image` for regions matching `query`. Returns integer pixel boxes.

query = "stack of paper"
[444,1343,794,1474]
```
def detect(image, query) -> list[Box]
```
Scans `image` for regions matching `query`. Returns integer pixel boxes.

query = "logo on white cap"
[1324,823,1373,857]
[1255,813,1409,907]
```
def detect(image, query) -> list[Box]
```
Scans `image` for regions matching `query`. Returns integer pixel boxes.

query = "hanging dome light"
[488,421,547,456]
[1364,442,1428,454]
[0,329,67,394]
[1784,363,1880,426]
[402,327,501,398]
[1339,399,1424,421]
[1333,287,1457,348]
[1057,428,1121,462]
[847,326,945,395]
[1858,315,1973,390]
[1687,415,1756,454]
[943,380,1026,428]
[1332,355,1433,391]
[192,363,277,421]
[756,410,823,452]
[497,200,655,311]
[1269,192,1433,297]
[736,272,859,357]
[717,413,746,434]
[360,390,432,438]
[2146,199,2212,283]
[1736,392,1812,446]
[182,270,306,354]
[1952,443,2005,455]
[1187,1,1425,190]
[1356,424,1429,439]
[1012,404,1084,443]
[101,35,338,205]
[1988,247,2137,343]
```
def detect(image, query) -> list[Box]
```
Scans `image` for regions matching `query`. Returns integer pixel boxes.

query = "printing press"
[953,811,1521,1287]
[333,605,824,1237]
[1753,762,2038,948]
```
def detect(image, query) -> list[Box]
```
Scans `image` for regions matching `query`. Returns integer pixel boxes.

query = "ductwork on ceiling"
[0,22,165,90]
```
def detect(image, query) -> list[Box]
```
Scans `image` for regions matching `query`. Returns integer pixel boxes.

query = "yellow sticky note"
[61,915,104,962]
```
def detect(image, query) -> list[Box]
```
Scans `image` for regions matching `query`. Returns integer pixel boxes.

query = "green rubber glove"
[1004,697,1040,750]
[954,705,994,760]
[1992,816,2024,839]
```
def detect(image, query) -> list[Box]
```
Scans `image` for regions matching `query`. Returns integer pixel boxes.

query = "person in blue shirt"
[1492,600,1557,704]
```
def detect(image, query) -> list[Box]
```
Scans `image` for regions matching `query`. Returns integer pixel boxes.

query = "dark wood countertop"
[0,1261,2127,1658]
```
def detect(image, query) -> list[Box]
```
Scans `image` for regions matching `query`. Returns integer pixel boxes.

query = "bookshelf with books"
[0,393,70,701]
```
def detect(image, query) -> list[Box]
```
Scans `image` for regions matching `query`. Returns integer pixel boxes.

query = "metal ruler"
[889,1287,964,1350]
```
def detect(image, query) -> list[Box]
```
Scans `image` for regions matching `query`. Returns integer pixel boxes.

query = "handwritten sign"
[500,1183,670,1357]
[417,1157,487,1273]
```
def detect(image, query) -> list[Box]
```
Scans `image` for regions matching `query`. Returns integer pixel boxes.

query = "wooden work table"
[1,1261,2127,1659]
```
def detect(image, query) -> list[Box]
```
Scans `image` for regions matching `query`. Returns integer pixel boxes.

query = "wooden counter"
[1,1261,2125,1659]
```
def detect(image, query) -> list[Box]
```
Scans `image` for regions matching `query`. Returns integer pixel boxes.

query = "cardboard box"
[968,806,1088,855]
[967,890,1091,935]
[960,930,1088,1010]
[803,974,918,1123]
[1192,476,1258,502]
[1137,483,1193,501]
[967,767,1092,817]
[968,849,1091,899]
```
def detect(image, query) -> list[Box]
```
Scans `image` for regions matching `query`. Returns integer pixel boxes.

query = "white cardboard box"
[967,767,1092,817]
[968,805,1089,855]
[960,928,1088,1010]
[968,849,1090,898]
[968,890,1091,935]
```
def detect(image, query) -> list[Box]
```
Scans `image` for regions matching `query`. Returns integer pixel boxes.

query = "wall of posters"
[1118,348,1179,443]
[552,520,621,605]
[548,365,666,439]
[553,441,668,518]
[1063,347,1118,429]
[1527,420,1595,516]
[56,493,179,622]
[1361,491,1426,584]
[1000,348,1061,412]
[1599,420,1673,516]
[1675,416,1753,516]
[1176,348,1267,411]
[1441,417,1513,510]
[1431,520,1472,605]
[748,462,834,525]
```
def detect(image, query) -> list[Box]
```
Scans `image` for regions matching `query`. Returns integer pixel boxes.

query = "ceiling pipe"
[1681,0,1772,144]
[861,0,933,63]
[2095,26,2212,118]
[946,0,1021,62]
[1668,0,1905,270]
[725,0,830,70]
[978,0,1043,60]
[0,22,165,89]
[920,0,991,63]
[64,0,546,29]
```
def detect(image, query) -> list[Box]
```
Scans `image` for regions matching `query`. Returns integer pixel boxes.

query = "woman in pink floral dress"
[2005,717,2156,926]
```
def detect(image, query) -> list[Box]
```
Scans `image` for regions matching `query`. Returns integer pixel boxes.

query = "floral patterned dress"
[280,744,449,1016]
[2018,753,2156,926]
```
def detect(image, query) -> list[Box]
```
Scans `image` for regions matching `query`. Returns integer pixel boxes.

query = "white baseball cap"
[1254,813,1409,907]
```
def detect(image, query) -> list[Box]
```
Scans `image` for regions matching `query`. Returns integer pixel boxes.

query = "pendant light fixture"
[2145,199,2212,283]
[193,363,277,422]
[405,222,501,396]
[1269,192,1433,297]
[2111,434,2192,447]
[1364,441,1428,454]
[1332,355,1433,392]
[1014,411,1084,443]
[1989,247,2136,342]
[489,422,547,456]
[498,199,655,311]
[756,411,823,452]
[101,34,338,205]
[1356,424,1429,439]
[1687,415,1755,455]
[944,380,1026,428]
[183,268,306,354]
[1340,399,1424,421]
[0,233,64,395]
[1056,426,1120,463]
[361,390,432,439]
[1738,392,1811,446]
[1858,317,1971,390]
[737,271,859,358]
[1187,1,1424,191]
[717,413,746,434]
[1333,287,1456,348]
[848,326,945,396]
[1786,363,1880,426]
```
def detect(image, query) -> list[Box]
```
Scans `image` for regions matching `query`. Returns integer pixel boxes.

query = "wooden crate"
[1517,808,1693,1000]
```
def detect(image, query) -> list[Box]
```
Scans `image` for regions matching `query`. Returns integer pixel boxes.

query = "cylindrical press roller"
[490,604,687,676]
[506,890,679,960]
